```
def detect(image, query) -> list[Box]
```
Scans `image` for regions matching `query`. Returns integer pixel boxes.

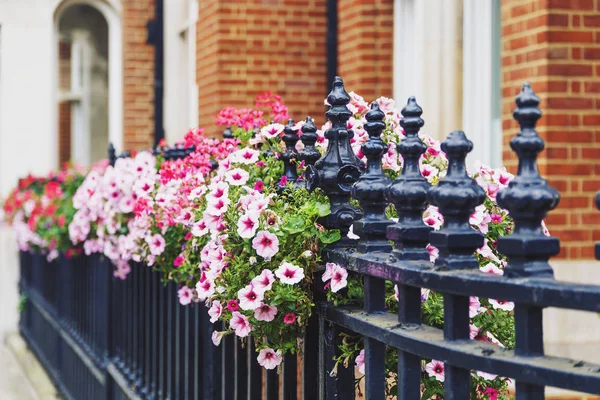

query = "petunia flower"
[238,284,264,311]
[329,265,348,293]
[425,360,445,382]
[254,303,278,322]
[251,269,275,294]
[469,296,482,318]
[225,168,250,186]
[227,300,239,311]
[480,262,504,276]
[252,231,279,260]
[146,233,166,256]
[489,299,514,312]
[177,286,194,306]
[212,330,226,346]
[275,262,305,285]
[283,313,296,324]
[196,278,215,301]
[355,349,365,374]
[208,300,222,323]
[257,348,282,370]
[237,211,260,239]
[230,311,253,337]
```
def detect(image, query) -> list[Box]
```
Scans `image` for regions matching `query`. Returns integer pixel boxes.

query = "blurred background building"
[0,1,599,393]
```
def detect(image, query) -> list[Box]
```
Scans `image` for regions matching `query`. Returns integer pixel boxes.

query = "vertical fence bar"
[235,338,248,399]
[322,317,354,400]
[282,352,297,400]
[496,84,560,400]
[363,277,386,400]
[223,334,235,400]
[428,130,486,400]
[248,339,262,400]
[265,367,279,400]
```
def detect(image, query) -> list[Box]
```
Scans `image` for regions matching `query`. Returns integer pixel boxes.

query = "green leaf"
[317,229,341,244]
[315,201,331,217]
[283,215,306,234]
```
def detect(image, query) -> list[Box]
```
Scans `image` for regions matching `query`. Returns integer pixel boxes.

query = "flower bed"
[1,87,544,399]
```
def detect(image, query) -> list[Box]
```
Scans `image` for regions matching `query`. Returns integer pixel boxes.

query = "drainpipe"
[147,0,164,146]
[326,0,338,92]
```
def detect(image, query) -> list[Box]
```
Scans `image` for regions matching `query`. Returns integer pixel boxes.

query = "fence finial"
[385,96,432,261]
[298,117,321,168]
[108,143,117,167]
[351,102,393,252]
[428,131,486,270]
[223,126,234,139]
[278,119,299,191]
[496,83,560,277]
[309,76,363,243]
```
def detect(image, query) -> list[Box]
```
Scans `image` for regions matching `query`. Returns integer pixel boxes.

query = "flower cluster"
[215,91,289,131]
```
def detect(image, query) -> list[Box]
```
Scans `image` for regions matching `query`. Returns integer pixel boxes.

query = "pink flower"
[232,148,259,165]
[476,370,498,381]
[227,300,239,311]
[146,233,166,256]
[469,296,482,318]
[195,278,215,300]
[483,387,499,400]
[251,269,275,294]
[178,286,194,306]
[238,284,264,311]
[420,164,439,182]
[212,330,226,346]
[225,168,250,186]
[275,262,305,285]
[421,288,430,302]
[486,331,505,347]
[257,348,282,370]
[237,211,260,239]
[322,262,336,282]
[254,181,264,192]
[254,303,278,322]
[279,175,288,187]
[355,349,365,374]
[208,300,222,323]
[283,313,296,324]
[489,299,514,312]
[206,197,231,216]
[260,123,285,139]
[230,311,252,337]
[425,360,445,382]
[330,265,348,293]
[173,255,184,267]
[480,263,503,276]
[427,244,439,263]
[490,214,503,223]
[252,231,279,260]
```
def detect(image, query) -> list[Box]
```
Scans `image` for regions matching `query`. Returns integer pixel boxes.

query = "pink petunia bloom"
[425,360,445,382]
[146,233,166,256]
[283,313,296,324]
[355,349,365,374]
[469,296,482,318]
[480,263,504,276]
[476,370,498,381]
[251,269,275,294]
[212,330,226,346]
[225,168,250,186]
[420,164,439,183]
[237,211,260,239]
[232,148,260,165]
[254,181,264,192]
[489,299,514,312]
[230,311,253,337]
[490,214,503,223]
[260,123,285,139]
[421,288,431,302]
[208,300,223,323]
[227,299,239,311]
[238,284,264,311]
[279,176,288,187]
[427,244,439,263]
[206,197,231,216]
[252,231,279,260]
[254,303,278,322]
[178,286,194,306]
[483,387,499,400]
[196,278,215,301]
[322,262,337,282]
[275,262,305,285]
[330,265,348,293]
[257,348,282,370]
[173,255,184,267]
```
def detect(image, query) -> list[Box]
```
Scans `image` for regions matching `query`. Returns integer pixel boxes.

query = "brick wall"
[196,0,327,137]
[501,0,600,259]
[123,0,155,151]
[337,0,394,101]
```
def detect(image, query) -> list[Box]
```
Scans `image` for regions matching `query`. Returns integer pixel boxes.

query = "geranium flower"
[237,211,259,239]
[252,231,279,260]
[425,360,445,382]
[208,300,222,323]
[254,303,278,322]
[251,269,275,293]
[489,299,514,312]
[230,311,252,337]
[283,313,296,324]
[355,349,365,374]
[257,348,282,370]
[275,262,305,285]
[238,284,264,311]
[178,286,194,306]
[146,233,166,256]
[196,278,215,300]
[225,168,250,186]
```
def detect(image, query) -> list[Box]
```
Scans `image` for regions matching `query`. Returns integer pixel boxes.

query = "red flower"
[227,300,239,311]
[173,255,184,267]
[284,313,296,325]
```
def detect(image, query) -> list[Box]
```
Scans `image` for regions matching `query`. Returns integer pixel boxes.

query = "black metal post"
[147,0,164,146]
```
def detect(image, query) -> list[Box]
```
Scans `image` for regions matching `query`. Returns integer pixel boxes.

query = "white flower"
[257,348,282,370]
[489,299,514,312]
[230,311,252,337]
[208,300,222,323]
[225,168,250,186]
[237,211,260,239]
[251,269,275,294]
[238,284,264,311]
[275,262,305,285]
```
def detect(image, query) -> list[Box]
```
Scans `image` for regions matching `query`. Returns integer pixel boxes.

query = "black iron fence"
[17,77,600,399]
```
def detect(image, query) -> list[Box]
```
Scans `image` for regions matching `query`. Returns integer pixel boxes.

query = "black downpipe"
[326,0,338,92]
[147,0,165,146]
